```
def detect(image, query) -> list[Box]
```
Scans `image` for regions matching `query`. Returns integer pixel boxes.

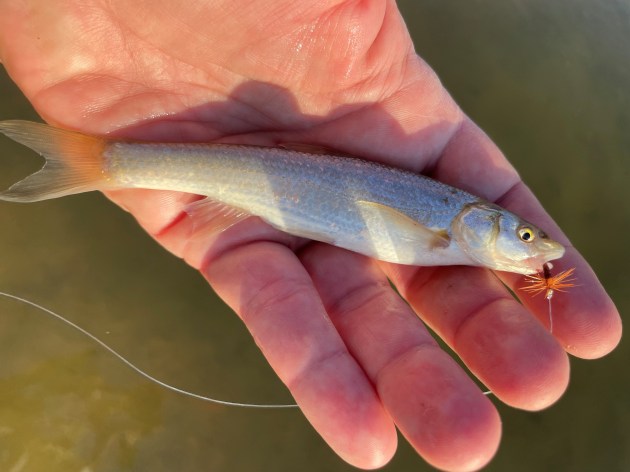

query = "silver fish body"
[0,120,565,274]
[106,142,478,266]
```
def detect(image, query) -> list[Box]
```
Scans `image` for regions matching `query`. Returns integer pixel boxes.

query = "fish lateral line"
[0,290,298,410]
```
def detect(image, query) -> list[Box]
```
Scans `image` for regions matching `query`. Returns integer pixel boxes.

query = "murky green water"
[0,1,628,471]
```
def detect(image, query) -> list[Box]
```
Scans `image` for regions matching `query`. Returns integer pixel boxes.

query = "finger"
[432,120,621,358]
[383,263,570,412]
[201,241,397,469]
[301,244,501,472]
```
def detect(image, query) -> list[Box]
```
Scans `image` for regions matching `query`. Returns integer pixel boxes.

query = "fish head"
[452,202,565,275]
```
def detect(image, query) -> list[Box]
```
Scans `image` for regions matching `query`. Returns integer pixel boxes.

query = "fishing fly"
[520,263,577,333]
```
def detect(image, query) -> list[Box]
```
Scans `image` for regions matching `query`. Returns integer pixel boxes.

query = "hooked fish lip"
[540,240,566,261]
[518,241,565,274]
[515,240,565,275]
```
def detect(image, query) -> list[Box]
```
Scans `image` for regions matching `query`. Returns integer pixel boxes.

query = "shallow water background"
[0,1,628,470]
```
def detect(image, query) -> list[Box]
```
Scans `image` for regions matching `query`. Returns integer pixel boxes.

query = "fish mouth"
[519,240,566,275]
[539,239,566,262]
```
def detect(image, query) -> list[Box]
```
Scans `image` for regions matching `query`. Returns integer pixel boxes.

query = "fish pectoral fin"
[184,197,251,235]
[356,200,450,249]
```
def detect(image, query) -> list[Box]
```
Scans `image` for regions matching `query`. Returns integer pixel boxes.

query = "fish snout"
[538,239,565,262]
[520,239,565,274]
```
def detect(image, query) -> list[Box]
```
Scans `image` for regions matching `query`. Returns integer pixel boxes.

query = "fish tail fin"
[0,120,107,202]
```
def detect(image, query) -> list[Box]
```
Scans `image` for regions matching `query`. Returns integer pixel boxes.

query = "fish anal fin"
[356,200,450,249]
[185,197,250,235]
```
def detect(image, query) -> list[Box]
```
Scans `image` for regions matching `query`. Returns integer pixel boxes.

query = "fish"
[0,120,565,275]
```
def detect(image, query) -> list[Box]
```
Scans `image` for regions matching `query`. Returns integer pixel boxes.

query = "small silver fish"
[0,120,564,275]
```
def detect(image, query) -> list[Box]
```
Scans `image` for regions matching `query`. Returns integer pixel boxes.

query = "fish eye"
[518,227,535,242]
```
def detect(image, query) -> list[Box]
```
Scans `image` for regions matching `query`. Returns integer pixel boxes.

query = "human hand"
[0,1,621,470]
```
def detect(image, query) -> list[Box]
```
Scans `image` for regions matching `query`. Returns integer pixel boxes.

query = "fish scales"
[105,142,478,261]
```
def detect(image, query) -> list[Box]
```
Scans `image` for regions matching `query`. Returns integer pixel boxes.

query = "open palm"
[0,1,621,470]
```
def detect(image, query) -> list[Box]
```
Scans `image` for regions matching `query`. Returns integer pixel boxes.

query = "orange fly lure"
[520,263,577,333]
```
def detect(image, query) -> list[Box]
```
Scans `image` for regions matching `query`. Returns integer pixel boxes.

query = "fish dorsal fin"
[279,142,354,157]
[356,200,450,249]
[185,197,251,235]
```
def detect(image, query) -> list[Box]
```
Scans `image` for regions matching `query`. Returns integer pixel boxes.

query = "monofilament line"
[546,293,554,334]
[0,291,298,409]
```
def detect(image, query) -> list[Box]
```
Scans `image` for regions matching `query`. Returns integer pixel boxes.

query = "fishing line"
[546,293,554,334]
[542,263,554,334]
[0,291,500,405]
[0,291,298,409]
